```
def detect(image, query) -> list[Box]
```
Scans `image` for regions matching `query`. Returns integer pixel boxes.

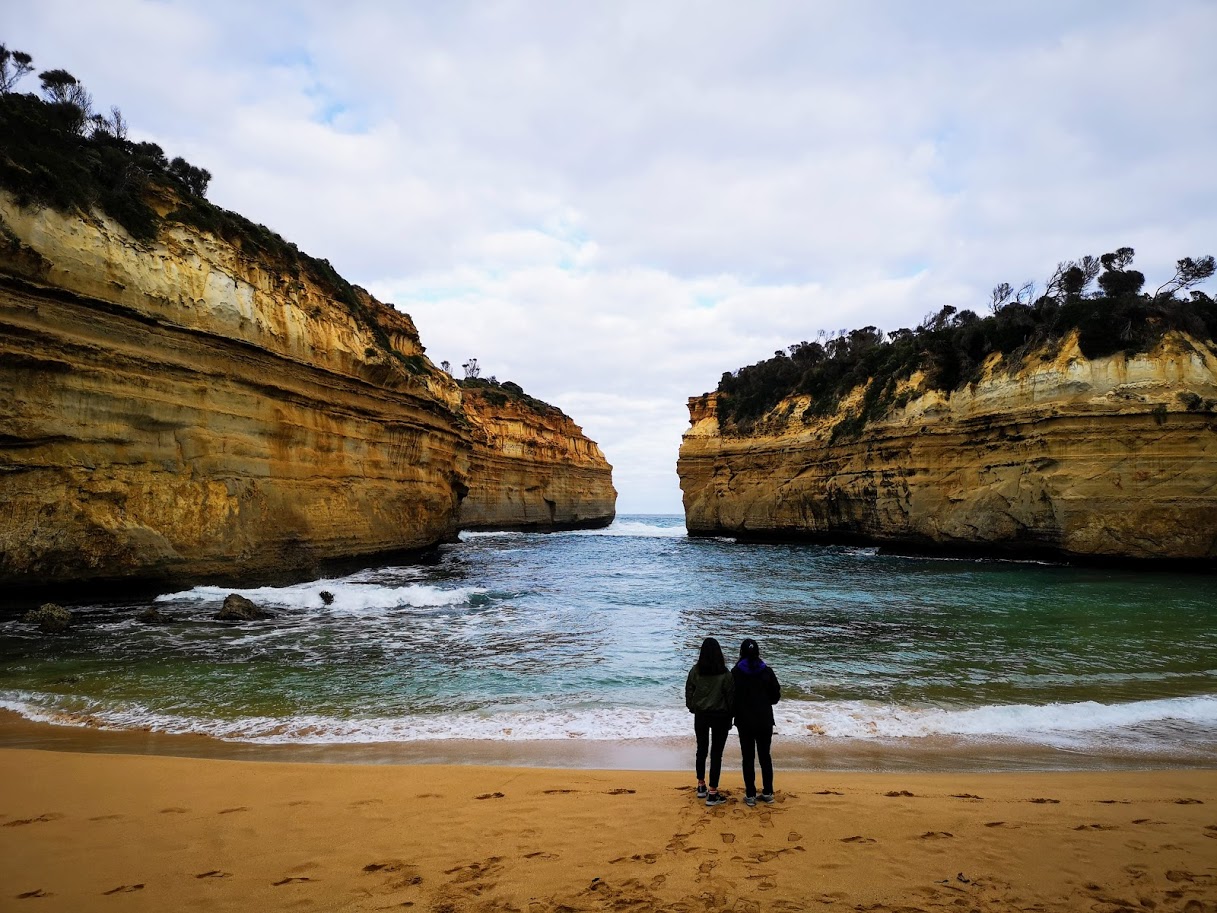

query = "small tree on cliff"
[1154,256,1217,300]
[0,44,34,93]
[38,68,93,133]
[462,358,481,379]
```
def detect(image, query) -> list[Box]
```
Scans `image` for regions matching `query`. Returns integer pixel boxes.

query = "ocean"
[2,515,1215,769]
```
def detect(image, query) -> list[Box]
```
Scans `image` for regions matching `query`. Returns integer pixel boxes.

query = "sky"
[8,1,1217,513]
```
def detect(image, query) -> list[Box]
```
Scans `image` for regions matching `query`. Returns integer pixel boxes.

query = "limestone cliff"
[0,191,613,590]
[678,334,1217,565]
[459,385,616,531]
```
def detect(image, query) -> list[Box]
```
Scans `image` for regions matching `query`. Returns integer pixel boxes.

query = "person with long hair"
[685,636,735,806]
[732,638,781,807]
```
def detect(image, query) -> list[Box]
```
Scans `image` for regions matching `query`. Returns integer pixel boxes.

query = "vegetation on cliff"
[449,358,565,417]
[716,249,1217,438]
[0,42,425,374]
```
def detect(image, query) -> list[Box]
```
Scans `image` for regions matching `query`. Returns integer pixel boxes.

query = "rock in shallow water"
[216,594,267,621]
[23,603,71,634]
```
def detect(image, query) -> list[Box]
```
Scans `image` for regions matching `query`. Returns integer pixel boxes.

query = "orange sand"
[2,747,1215,911]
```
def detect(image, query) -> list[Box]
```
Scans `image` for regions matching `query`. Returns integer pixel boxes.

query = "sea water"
[1,515,1215,768]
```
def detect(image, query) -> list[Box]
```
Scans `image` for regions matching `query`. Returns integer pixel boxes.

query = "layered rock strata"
[678,334,1217,564]
[0,192,614,589]
[459,387,616,531]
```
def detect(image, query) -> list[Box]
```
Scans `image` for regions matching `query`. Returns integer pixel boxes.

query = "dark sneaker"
[696,784,708,799]
[705,792,728,807]
[745,795,757,807]
[759,791,775,804]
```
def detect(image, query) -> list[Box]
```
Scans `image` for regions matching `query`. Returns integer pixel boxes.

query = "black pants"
[694,711,732,789]
[737,725,774,797]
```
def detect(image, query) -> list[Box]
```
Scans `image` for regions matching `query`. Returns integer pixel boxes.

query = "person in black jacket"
[685,636,735,806]
[731,638,781,806]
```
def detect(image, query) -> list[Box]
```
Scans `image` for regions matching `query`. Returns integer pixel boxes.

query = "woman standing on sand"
[685,637,735,807]
[732,638,781,807]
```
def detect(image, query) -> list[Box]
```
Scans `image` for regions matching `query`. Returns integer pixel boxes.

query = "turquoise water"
[1,516,1215,766]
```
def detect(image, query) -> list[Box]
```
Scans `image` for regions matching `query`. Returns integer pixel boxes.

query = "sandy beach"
[3,746,1215,912]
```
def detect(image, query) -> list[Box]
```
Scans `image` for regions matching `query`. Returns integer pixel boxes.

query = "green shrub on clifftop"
[716,249,1217,437]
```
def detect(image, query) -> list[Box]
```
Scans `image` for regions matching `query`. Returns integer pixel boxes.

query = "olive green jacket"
[685,666,735,714]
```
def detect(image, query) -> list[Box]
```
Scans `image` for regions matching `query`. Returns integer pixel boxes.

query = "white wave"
[779,695,1217,741]
[458,530,527,540]
[155,580,485,612]
[4,692,1216,750]
[561,520,687,539]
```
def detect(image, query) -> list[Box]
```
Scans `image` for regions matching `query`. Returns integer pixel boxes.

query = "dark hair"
[739,638,760,661]
[697,637,727,675]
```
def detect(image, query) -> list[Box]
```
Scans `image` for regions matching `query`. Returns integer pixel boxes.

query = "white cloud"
[8,0,1217,512]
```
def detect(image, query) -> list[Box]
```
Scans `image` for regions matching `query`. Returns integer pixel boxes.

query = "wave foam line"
[155,581,486,612]
[559,520,687,539]
[4,694,1216,747]
[782,695,1217,740]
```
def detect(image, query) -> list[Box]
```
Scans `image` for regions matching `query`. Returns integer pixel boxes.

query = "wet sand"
[3,745,1216,912]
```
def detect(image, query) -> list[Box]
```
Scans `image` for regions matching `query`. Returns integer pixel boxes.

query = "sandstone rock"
[23,603,71,634]
[678,332,1217,565]
[217,593,266,621]
[0,192,615,588]
[458,386,616,531]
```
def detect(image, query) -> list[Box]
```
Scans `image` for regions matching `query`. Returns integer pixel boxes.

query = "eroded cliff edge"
[0,192,614,589]
[459,383,616,531]
[678,334,1217,565]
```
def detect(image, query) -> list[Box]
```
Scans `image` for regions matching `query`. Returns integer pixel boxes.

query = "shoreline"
[3,745,1215,911]
[3,709,1214,773]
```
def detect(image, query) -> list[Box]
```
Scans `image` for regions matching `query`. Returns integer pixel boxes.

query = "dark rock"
[137,607,168,624]
[23,603,71,634]
[216,593,267,621]
[319,590,335,606]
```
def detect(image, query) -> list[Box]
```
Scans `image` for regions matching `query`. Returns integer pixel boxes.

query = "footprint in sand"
[218,807,249,815]
[787,831,803,842]
[523,851,559,860]
[814,790,843,796]
[1029,798,1060,804]
[1204,825,1217,838]
[272,877,313,886]
[606,788,636,795]
[884,790,915,798]
[544,789,576,795]
[160,807,188,814]
[951,793,983,800]
[919,831,954,839]
[89,814,124,821]
[985,821,1015,828]
[3,813,63,827]
[102,884,145,895]
[720,833,736,844]
[841,835,877,844]
[1174,798,1204,805]
[17,890,51,899]
[1097,799,1131,805]
[1073,824,1118,831]
[195,870,232,879]
[475,792,505,800]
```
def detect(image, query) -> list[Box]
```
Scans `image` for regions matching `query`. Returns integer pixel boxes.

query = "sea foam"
[155,580,485,612]
[5,692,1215,753]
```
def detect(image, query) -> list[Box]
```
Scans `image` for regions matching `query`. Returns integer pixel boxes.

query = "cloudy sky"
[10,1,1217,513]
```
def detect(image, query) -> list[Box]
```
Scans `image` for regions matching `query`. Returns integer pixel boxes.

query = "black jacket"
[731,659,780,731]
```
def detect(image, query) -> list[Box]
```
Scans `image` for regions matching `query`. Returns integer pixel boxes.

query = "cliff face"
[458,387,616,531]
[0,192,613,589]
[678,334,1217,564]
